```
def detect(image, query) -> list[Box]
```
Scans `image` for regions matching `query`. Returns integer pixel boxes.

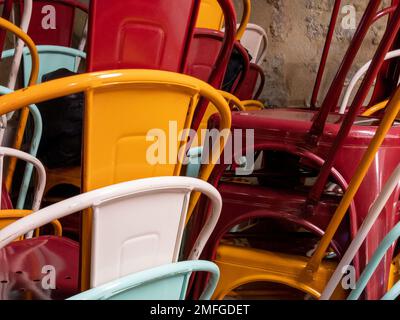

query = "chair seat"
[45,166,81,190]
[0,236,79,300]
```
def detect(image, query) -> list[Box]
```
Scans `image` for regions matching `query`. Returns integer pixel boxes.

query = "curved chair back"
[0,147,45,212]
[0,69,231,289]
[237,23,268,65]
[21,0,88,47]
[68,261,219,300]
[87,0,200,73]
[197,0,224,30]
[0,147,48,240]
[0,176,222,289]
[21,45,86,84]
[197,0,251,41]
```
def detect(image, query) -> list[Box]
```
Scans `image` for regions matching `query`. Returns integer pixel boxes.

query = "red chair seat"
[0,236,79,300]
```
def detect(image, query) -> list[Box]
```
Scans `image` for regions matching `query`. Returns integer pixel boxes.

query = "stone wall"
[234,0,390,107]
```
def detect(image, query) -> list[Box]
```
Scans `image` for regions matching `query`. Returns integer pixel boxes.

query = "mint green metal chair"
[348,221,400,300]
[68,261,220,300]
[22,45,86,84]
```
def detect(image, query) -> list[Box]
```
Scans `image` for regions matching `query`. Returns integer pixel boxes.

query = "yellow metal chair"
[211,84,400,300]
[362,100,390,117]
[242,100,265,111]
[197,0,251,40]
[0,69,231,290]
[0,18,39,191]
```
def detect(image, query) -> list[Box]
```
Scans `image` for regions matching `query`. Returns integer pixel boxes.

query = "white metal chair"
[239,23,268,65]
[0,146,46,211]
[339,49,400,114]
[0,146,48,238]
[0,176,222,288]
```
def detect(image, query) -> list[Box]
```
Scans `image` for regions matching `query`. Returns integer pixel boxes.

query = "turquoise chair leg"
[348,222,400,300]
[16,105,42,209]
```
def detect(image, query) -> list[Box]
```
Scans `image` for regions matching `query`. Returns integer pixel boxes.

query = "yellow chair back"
[0,69,231,290]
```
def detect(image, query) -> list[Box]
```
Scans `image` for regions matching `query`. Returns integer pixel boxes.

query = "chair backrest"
[22,0,88,47]
[22,45,86,84]
[196,0,224,30]
[0,177,222,288]
[239,23,268,65]
[87,0,200,73]
[0,69,231,288]
[68,261,220,300]
[197,0,250,41]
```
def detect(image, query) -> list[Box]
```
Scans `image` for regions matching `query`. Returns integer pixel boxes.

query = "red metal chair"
[87,0,202,72]
[189,0,400,299]
[235,63,265,100]
[21,0,88,47]
[311,0,400,111]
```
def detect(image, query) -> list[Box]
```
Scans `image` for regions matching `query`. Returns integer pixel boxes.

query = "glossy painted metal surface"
[322,164,400,300]
[235,63,265,101]
[189,106,400,299]
[339,49,400,114]
[22,0,88,46]
[0,17,39,193]
[0,69,232,292]
[212,245,345,300]
[87,0,200,73]
[308,4,400,221]
[0,177,222,299]
[196,0,251,41]
[185,28,244,91]
[310,0,341,109]
[185,28,247,131]
[239,23,268,65]
[69,261,220,300]
[0,236,79,300]
[306,86,400,299]
[310,0,382,135]
[197,0,224,30]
